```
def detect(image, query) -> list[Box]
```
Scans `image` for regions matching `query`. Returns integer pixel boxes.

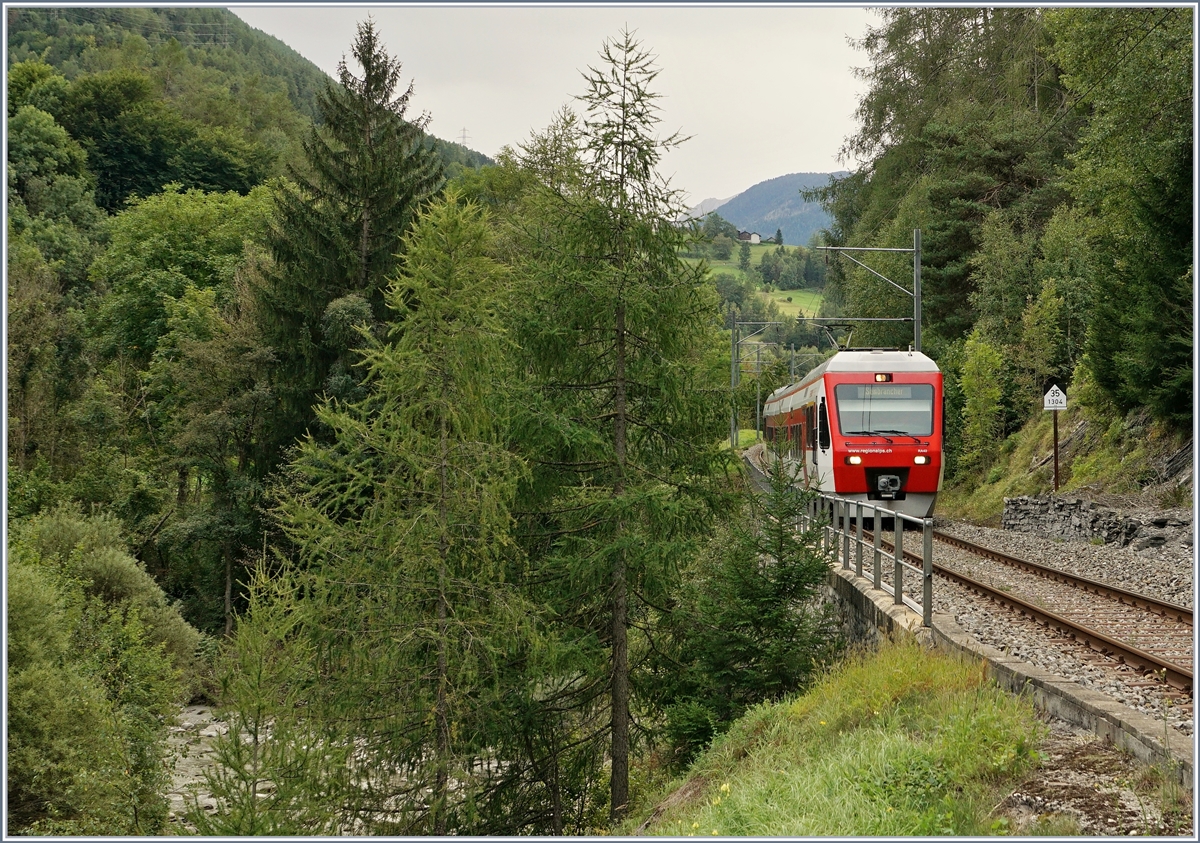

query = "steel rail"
[932,530,1193,626]
[864,531,1193,695]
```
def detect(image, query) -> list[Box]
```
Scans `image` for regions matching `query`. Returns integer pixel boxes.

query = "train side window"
[818,398,830,450]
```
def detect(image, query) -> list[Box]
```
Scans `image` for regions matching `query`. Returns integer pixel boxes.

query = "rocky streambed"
[165,705,227,832]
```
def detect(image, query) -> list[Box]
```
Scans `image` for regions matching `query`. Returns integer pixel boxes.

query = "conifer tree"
[257,18,443,449]
[513,30,728,823]
[648,447,839,769]
[227,190,534,834]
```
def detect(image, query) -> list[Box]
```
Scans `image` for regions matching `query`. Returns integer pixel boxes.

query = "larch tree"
[512,30,728,823]
[222,190,535,834]
[256,18,443,453]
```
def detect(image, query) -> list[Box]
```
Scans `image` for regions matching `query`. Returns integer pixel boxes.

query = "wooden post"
[1053,409,1059,491]
[1043,381,1067,492]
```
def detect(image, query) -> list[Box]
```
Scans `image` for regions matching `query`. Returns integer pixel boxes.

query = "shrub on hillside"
[6,505,209,834]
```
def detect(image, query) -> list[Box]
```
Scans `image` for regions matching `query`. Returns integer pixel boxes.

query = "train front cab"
[823,359,943,520]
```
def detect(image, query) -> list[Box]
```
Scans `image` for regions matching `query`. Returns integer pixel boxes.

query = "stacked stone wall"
[1001,495,1192,551]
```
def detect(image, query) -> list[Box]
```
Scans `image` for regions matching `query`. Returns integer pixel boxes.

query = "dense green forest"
[810,7,1193,479]
[5,6,1192,836]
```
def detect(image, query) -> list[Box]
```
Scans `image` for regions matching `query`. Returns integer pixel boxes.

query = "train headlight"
[845,455,862,465]
[914,455,928,465]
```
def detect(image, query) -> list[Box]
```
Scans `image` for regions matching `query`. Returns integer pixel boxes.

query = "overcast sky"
[229,4,879,205]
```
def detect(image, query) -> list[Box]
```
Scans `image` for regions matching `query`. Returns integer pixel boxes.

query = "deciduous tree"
[959,330,1005,474]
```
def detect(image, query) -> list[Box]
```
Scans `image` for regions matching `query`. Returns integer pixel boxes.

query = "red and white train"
[762,349,944,519]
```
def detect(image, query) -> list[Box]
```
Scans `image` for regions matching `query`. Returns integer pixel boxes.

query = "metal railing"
[803,493,934,627]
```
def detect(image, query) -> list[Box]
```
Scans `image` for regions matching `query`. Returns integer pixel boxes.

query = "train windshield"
[833,383,934,437]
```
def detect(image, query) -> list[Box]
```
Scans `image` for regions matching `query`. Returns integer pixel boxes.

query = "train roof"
[821,349,939,374]
[765,349,939,406]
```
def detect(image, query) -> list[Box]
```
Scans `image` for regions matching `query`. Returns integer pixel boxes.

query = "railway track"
[861,527,1194,696]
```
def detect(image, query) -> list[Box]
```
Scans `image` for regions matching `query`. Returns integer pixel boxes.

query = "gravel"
[939,520,1195,609]
[929,521,1195,738]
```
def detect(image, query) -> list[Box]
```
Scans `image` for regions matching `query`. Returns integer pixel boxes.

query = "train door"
[807,390,832,493]
[798,414,808,481]
[804,402,816,482]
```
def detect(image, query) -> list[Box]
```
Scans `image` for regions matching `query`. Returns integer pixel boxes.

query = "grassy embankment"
[626,637,1052,836]
[936,399,1190,524]
[718,429,761,451]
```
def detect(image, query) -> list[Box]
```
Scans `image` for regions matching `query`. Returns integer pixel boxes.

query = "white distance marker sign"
[1043,383,1067,410]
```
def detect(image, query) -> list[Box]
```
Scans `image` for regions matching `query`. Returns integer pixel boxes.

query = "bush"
[663,700,720,769]
[711,234,734,260]
[6,505,207,834]
[7,660,127,833]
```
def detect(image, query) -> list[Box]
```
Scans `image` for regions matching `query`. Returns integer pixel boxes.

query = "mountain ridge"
[7,7,494,174]
[692,171,846,246]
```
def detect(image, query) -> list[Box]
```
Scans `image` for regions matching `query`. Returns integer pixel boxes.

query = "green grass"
[683,242,781,276]
[765,288,822,318]
[626,637,1044,837]
[937,412,1060,524]
[682,245,825,319]
[719,429,763,451]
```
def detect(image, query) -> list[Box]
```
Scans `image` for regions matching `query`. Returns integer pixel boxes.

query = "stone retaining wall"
[1001,495,1193,551]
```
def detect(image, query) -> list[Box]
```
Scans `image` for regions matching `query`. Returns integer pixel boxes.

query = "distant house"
[737,231,762,245]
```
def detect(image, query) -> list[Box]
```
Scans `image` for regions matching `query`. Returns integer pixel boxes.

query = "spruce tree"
[257,18,443,449]
[513,30,728,823]
[649,446,840,769]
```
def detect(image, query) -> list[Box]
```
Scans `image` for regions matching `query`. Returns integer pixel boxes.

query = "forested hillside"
[4,6,1192,837]
[6,7,491,191]
[812,7,1192,484]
